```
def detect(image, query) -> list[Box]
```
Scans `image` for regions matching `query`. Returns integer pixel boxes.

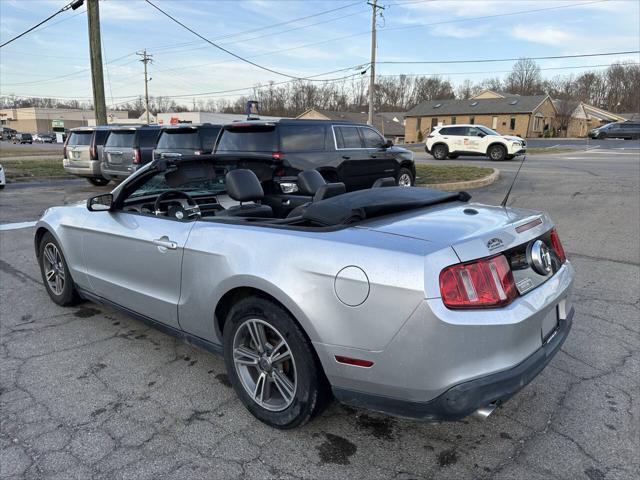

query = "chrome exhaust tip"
[473,403,498,420]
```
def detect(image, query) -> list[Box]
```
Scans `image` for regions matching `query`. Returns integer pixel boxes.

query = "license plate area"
[542,306,559,343]
[108,153,123,165]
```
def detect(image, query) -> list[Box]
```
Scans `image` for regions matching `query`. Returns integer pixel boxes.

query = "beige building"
[297,108,406,143]
[0,107,129,134]
[555,101,627,137]
[404,90,556,142]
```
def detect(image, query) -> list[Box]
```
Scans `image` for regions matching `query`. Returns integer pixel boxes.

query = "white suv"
[426,124,526,161]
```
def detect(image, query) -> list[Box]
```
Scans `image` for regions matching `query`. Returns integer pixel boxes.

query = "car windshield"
[478,126,500,136]
[128,167,229,199]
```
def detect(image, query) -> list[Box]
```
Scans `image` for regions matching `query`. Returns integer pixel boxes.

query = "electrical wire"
[0,0,83,48]
[377,51,640,65]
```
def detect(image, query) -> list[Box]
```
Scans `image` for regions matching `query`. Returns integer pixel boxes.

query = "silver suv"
[101,126,161,181]
[63,127,112,186]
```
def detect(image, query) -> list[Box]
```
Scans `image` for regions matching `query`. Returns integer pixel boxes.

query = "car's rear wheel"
[223,296,329,429]
[87,177,109,186]
[432,144,448,160]
[488,144,507,161]
[38,232,80,306]
[396,167,414,187]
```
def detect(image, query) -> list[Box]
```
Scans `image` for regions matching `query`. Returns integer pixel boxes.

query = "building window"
[416,117,422,132]
[534,116,542,131]
[451,116,456,125]
[431,118,438,130]
[492,116,498,129]
[510,117,516,130]
[469,116,475,125]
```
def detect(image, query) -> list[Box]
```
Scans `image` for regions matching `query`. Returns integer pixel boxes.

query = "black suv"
[213,119,415,190]
[101,126,161,180]
[153,123,221,160]
[589,121,640,139]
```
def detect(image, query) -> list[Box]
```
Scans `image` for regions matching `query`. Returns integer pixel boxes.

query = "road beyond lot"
[1,149,639,479]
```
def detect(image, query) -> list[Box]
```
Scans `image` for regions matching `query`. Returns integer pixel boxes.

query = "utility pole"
[137,50,153,124]
[86,0,107,125]
[367,0,384,126]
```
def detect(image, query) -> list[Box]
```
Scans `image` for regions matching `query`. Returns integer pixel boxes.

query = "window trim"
[331,124,366,150]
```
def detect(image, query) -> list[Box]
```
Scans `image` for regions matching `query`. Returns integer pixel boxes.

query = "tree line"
[1,60,637,118]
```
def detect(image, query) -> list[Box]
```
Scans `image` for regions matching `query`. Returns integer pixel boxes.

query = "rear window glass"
[216,127,277,152]
[106,131,135,148]
[157,130,199,149]
[279,125,325,151]
[68,132,93,146]
[138,129,160,147]
[334,126,362,149]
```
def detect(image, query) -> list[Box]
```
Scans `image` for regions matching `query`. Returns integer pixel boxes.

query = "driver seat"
[217,169,273,218]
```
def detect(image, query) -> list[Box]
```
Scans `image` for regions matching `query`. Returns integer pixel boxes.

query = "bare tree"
[506,58,543,95]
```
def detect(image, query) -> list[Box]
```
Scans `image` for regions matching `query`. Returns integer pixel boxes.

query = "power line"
[143,0,356,82]
[377,51,640,65]
[0,0,84,48]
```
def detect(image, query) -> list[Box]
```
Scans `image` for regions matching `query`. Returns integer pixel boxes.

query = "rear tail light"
[439,254,517,309]
[133,147,141,164]
[272,151,282,160]
[90,142,97,160]
[550,228,566,263]
[194,149,203,155]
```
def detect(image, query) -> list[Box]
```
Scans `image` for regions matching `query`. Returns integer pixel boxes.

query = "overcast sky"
[1,0,638,107]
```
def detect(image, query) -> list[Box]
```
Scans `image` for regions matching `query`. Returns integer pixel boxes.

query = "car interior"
[113,158,459,228]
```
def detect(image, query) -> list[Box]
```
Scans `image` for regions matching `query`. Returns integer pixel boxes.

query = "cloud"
[429,24,490,39]
[510,24,576,46]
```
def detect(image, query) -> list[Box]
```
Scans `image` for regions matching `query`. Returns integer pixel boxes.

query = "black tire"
[223,296,330,429]
[488,144,507,161]
[447,153,459,159]
[506,154,515,160]
[0,185,5,190]
[396,167,414,187]
[87,177,109,186]
[38,232,81,306]
[432,144,448,160]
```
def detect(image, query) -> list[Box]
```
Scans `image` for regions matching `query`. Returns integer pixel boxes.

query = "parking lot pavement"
[1,149,639,479]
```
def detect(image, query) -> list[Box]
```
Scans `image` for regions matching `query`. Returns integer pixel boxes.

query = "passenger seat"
[216,169,273,218]
[287,170,346,218]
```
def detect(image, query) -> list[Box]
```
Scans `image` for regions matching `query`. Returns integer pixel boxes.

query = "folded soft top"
[302,186,471,226]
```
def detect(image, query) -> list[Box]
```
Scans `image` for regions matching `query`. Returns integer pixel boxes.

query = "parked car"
[12,133,33,144]
[426,124,526,161]
[1,127,17,141]
[35,153,574,428]
[0,164,5,189]
[101,126,161,181]
[589,121,640,139]
[153,123,221,160]
[213,120,415,190]
[34,133,56,143]
[63,127,113,186]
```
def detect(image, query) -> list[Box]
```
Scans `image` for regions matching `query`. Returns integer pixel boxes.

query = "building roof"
[405,95,551,117]
[297,108,406,136]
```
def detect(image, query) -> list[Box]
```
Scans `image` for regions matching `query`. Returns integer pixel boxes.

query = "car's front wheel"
[488,144,507,161]
[223,296,329,429]
[38,232,80,306]
[87,177,109,186]
[396,167,414,187]
[432,144,448,160]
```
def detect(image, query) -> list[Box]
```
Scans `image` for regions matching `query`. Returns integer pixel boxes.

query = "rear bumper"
[63,159,101,177]
[334,307,573,421]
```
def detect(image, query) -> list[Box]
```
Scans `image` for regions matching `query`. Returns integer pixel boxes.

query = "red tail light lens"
[550,228,566,263]
[90,142,97,160]
[62,136,69,159]
[133,148,141,164]
[272,151,282,160]
[439,255,517,309]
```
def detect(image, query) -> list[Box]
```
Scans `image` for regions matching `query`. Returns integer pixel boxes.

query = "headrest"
[372,177,396,188]
[297,170,326,196]
[313,182,346,202]
[225,169,264,202]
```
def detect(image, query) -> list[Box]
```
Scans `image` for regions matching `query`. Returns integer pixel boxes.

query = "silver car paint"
[36,176,574,405]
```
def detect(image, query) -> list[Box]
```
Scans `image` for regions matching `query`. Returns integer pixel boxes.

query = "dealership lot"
[1,149,638,479]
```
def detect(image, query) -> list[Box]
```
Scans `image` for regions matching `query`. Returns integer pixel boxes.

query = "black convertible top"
[301,187,471,226]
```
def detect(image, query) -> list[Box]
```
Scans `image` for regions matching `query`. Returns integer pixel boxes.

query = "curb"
[419,168,500,191]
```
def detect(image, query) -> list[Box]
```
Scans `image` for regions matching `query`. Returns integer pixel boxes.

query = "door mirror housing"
[477,132,486,138]
[382,139,394,148]
[87,193,113,212]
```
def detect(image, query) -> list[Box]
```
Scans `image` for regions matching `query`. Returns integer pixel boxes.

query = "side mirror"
[87,193,113,212]
[477,132,486,138]
[383,139,394,148]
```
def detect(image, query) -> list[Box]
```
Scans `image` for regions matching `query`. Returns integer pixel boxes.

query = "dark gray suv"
[213,119,415,191]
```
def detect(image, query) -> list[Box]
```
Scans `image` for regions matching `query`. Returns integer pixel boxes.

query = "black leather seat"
[313,182,346,201]
[217,169,273,218]
[372,177,396,188]
[297,169,326,196]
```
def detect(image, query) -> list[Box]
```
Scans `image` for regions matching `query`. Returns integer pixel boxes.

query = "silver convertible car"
[35,154,574,429]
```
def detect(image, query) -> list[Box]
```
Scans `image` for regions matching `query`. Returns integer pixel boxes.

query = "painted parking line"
[0,221,37,231]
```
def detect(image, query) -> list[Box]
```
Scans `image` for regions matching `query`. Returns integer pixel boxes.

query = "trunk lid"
[360,202,553,261]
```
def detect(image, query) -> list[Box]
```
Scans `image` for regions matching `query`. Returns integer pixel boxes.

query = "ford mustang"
[35,154,574,429]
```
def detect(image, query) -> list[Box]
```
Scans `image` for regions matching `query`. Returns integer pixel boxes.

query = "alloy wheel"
[232,318,297,412]
[42,243,65,296]
[398,173,412,186]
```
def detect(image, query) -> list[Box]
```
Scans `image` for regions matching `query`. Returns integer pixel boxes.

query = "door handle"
[342,155,351,160]
[153,237,177,250]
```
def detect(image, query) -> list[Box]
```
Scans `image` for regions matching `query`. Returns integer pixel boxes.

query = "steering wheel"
[153,190,201,220]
